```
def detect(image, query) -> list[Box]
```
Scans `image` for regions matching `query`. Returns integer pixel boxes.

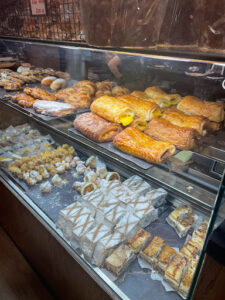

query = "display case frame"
[0,38,225,300]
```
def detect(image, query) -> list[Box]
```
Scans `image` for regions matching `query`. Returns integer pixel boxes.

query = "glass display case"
[0,39,225,300]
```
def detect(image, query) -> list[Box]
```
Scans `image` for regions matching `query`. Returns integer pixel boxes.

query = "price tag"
[29,0,46,16]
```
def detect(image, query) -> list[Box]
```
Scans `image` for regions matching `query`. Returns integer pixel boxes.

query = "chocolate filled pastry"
[74,112,122,142]
[91,96,135,126]
[33,100,76,117]
[162,108,208,136]
[112,86,130,97]
[130,118,147,131]
[24,87,56,101]
[113,127,176,164]
[145,117,199,150]
[118,95,161,121]
[73,80,96,95]
[144,86,181,107]
[177,96,225,122]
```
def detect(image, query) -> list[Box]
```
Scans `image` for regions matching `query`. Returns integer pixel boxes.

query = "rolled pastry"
[74,112,122,142]
[73,80,96,95]
[130,118,147,131]
[90,96,135,126]
[84,171,97,183]
[144,86,181,107]
[112,86,130,97]
[177,96,224,122]
[145,117,199,150]
[118,95,161,121]
[162,108,207,136]
[24,87,56,101]
[113,127,176,164]
[81,182,97,195]
[131,91,152,101]
[41,76,57,86]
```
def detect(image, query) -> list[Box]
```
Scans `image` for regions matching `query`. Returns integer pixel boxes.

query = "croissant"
[96,80,112,91]
[144,86,181,107]
[112,86,130,97]
[113,127,176,164]
[177,96,224,122]
[73,80,96,95]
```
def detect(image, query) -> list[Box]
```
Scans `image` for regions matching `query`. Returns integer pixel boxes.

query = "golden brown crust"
[33,101,76,117]
[177,96,225,122]
[128,229,152,252]
[24,87,56,101]
[112,86,130,97]
[113,127,176,164]
[91,96,134,124]
[206,121,222,132]
[144,86,181,107]
[156,245,177,272]
[55,87,76,101]
[130,118,147,131]
[145,117,198,150]
[162,108,207,135]
[118,95,159,121]
[96,80,112,91]
[179,258,198,297]
[164,254,187,289]
[65,90,92,108]
[73,80,96,95]
[74,112,122,142]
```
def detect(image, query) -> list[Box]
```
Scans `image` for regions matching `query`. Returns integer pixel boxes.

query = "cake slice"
[63,206,92,239]
[114,213,140,239]
[179,257,199,298]
[104,205,125,228]
[164,253,188,290]
[144,188,167,207]
[70,214,95,248]
[105,244,136,276]
[92,232,124,266]
[80,223,110,261]
[155,244,177,274]
[132,202,158,228]
[180,238,201,259]
[127,229,152,253]
[140,236,165,267]
[56,201,83,230]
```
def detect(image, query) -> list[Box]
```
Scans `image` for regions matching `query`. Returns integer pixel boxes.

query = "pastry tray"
[1,164,189,300]
[68,128,153,170]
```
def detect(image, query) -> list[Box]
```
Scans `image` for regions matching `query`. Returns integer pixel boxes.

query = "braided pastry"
[24,87,56,101]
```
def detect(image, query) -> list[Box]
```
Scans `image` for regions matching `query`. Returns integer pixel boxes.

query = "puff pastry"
[33,100,76,117]
[73,80,96,95]
[119,95,161,121]
[113,127,176,164]
[164,254,187,290]
[24,87,56,101]
[162,109,207,136]
[74,112,122,142]
[140,236,165,266]
[155,244,177,273]
[144,86,181,107]
[177,96,225,122]
[206,121,222,132]
[131,91,152,101]
[112,86,130,97]
[179,257,198,298]
[145,117,198,150]
[91,96,135,126]
[55,87,76,101]
[130,118,147,131]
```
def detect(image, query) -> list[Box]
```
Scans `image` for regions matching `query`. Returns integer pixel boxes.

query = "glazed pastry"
[96,80,112,91]
[130,118,147,131]
[3,81,22,91]
[144,86,181,107]
[145,117,199,150]
[162,108,208,136]
[12,93,36,106]
[140,236,165,267]
[73,80,96,95]
[179,257,198,298]
[24,87,56,101]
[155,245,177,273]
[74,112,122,142]
[127,229,152,253]
[180,238,201,259]
[33,101,76,117]
[177,96,225,122]
[164,254,188,290]
[112,86,130,97]
[50,78,67,90]
[91,96,135,126]
[105,244,136,276]
[113,127,176,164]
[95,90,112,98]
[131,90,154,101]
[41,76,57,86]
[55,87,76,101]
[119,95,161,121]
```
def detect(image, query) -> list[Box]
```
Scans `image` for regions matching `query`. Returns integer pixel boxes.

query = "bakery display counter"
[0,39,225,300]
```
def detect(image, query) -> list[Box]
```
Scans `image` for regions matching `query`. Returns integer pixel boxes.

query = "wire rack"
[0,0,85,42]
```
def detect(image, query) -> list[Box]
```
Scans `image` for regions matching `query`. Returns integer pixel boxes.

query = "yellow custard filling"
[153,110,162,117]
[119,115,133,126]
[102,130,115,139]
[138,125,146,131]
